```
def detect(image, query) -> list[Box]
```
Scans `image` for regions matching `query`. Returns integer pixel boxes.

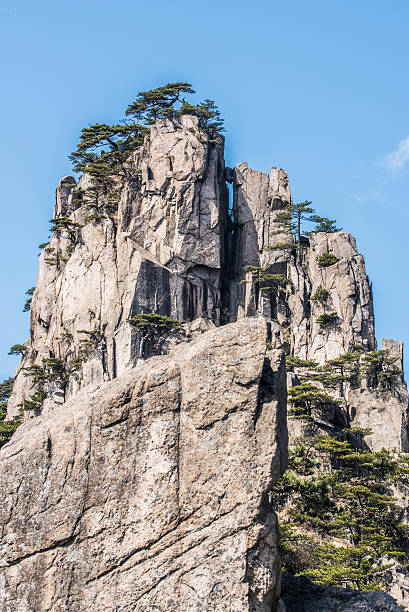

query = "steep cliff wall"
[228,161,408,452]
[8,116,228,417]
[0,318,287,612]
[2,114,408,610]
[9,119,406,453]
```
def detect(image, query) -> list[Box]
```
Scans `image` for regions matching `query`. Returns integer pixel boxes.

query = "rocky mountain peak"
[1,105,408,611]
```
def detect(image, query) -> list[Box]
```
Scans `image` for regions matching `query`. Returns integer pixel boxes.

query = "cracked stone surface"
[3,114,408,610]
[7,116,228,418]
[0,318,288,611]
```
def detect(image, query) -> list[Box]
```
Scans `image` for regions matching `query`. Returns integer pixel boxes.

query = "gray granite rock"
[281,573,400,611]
[0,318,287,611]
[7,116,228,418]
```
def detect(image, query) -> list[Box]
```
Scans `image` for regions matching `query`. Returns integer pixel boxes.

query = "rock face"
[0,318,288,611]
[8,116,229,417]
[2,114,409,610]
[228,162,408,451]
[281,573,401,611]
[7,117,408,453]
[347,339,409,452]
[372,558,409,608]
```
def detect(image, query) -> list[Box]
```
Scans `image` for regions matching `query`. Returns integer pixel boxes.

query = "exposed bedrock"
[0,318,288,611]
[2,113,409,609]
[7,116,228,417]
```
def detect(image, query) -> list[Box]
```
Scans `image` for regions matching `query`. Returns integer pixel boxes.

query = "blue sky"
[1,0,409,379]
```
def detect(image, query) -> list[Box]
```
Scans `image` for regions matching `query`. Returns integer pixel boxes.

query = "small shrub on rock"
[317,252,339,267]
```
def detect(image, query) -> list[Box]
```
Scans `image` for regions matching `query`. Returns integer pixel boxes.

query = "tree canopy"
[70,82,224,182]
[275,434,409,591]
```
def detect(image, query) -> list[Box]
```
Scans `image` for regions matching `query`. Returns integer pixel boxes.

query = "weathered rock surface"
[3,114,409,609]
[281,573,401,611]
[8,122,408,451]
[372,557,409,608]
[0,318,288,611]
[228,161,408,450]
[290,232,376,363]
[8,116,228,417]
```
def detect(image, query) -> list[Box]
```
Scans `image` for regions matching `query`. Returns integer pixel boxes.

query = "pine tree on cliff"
[291,200,315,260]
[0,378,20,448]
[311,215,342,233]
[125,83,224,134]
[70,83,224,188]
[125,82,195,124]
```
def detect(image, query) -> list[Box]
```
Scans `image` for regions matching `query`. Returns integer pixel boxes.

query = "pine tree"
[69,83,224,221]
[8,344,27,356]
[127,313,183,359]
[0,378,20,448]
[291,201,315,259]
[23,287,35,312]
[125,82,195,124]
[288,382,339,420]
[311,215,342,233]
[274,434,409,591]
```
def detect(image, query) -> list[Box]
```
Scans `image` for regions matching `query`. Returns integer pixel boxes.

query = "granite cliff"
[1,111,408,611]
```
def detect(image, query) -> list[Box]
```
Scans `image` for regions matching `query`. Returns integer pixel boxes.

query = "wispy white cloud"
[380,135,409,174]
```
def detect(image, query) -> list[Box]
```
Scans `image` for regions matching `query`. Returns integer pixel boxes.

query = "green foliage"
[21,357,69,414]
[0,378,20,447]
[285,355,319,371]
[20,388,47,414]
[325,352,360,370]
[8,344,27,356]
[255,273,291,287]
[240,267,291,293]
[317,252,339,267]
[38,242,49,249]
[274,435,409,591]
[179,99,224,134]
[288,382,339,419]
[49,216,82,231]
[352,344,364,352]
[344,426,374,437]
[309,370,345,390]
[272,202,341,262]
[316,312,338,326]
[85,214,104,223]
[310,286,330,301]
[17,330,105,414]
[73,329,104,367]
[291,201,315,255]
[0,417,21,447]
[128,313,183,359]
[49,217,82,244]
[310,215,342,233]
[23,287,35,312]
[275,209,292,224]
[69,123,146,176]
[324,352,360,379]
[265,241,294,252]
[70,83,224,220]
[44,247,69,267]
[125,82,195,124]
[125,83,224,134]
[0,378,14,416]
[128,313,182,332]
[361,350,400,388]
[243,266,265,273]
[22,364,47,385]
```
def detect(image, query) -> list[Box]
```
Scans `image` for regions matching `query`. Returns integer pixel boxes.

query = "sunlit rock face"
[2,113,408,611]
[0,318,287,612]
[7,116,229,417]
